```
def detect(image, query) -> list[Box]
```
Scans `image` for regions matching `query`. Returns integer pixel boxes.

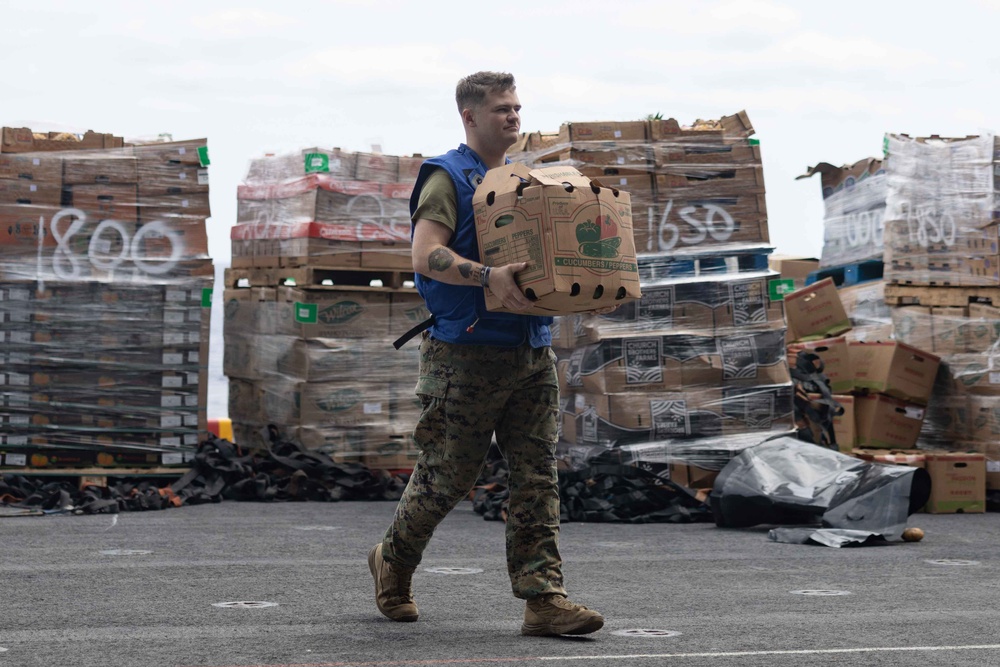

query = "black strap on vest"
[393,315,435,350]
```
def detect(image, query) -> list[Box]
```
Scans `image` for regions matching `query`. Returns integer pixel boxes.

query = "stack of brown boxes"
[0,128,214,467]
[516,112,768,257]
[232,148,423,270]
[551,271,794,488]
[784,277,940,452]
[223,284,425,469]
[509,113,787,492]
[224,147,430,470]
[797,158,886,268]
[784,277,988,513]
[864,132,999,510]
[884,133,998,287]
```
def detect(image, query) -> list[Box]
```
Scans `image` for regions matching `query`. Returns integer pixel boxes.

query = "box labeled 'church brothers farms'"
[473,163,641,315]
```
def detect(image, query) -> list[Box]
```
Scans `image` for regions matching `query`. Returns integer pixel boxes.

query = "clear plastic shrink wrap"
[892,300,1000,466]
[884,133,997,286]
[797,158,886,267]
[226,148,428,466]
[0,128,213,460]
[507,113,791,484]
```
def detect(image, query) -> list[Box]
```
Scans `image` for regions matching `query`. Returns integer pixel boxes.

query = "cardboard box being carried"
[473,163,641,315]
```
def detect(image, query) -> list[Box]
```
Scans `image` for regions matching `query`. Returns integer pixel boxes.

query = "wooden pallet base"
[884,283,1000,307]
[224,266,417,290]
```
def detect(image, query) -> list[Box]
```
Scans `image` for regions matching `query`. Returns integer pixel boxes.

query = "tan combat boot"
[521,593,604,636]
[367,543,419,622]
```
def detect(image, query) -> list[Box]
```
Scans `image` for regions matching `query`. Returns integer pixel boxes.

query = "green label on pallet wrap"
[295,302,318,324]
[197,145,211,167]
[768,278,794,301]
[201,288,213,308]
[304,153,330,174]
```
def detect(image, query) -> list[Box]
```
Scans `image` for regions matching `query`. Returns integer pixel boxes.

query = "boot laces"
[540,594,587,611]
[386,566,414,605]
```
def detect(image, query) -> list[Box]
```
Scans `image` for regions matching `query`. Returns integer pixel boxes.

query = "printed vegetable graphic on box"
[473,164,641,315]
[576,214,622,258]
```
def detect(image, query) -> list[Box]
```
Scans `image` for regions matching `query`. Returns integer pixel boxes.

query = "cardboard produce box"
[669,461,719,490]
[273,286,392,339]
[297,381,391,429]
[768,255,819,290]
[1,127,126,153]
[951,441,1000,491]
[550,313,586,349]
[558,120,648,143]
[569,383,794,447]
[783,277,852,342]
[849,340,940,405]
[854,393,926,450]
[831,394,856,452]
[852,448,925,468]
[0,178,62,206]
[965,303,1000,353]
[797,158,886,267]
[945,354,1000,396]
[582,272,783,340]
[788,336,852,393]
[574,330,788,394]
[924,451,986,514]
[473,163,641,315]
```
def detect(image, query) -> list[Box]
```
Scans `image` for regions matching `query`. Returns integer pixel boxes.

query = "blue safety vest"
[409,144,552,347]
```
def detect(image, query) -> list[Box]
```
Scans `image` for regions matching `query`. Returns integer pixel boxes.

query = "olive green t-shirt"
[411,167,458,232]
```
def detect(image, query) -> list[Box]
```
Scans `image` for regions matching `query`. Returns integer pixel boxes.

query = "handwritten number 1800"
[47,208,184,279]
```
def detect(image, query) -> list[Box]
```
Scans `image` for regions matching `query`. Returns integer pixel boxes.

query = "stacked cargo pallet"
[0,127,214,472]
[798,156,887,272]
[510,112,794,491]
[830,133,999,510]
[224,147,428,470]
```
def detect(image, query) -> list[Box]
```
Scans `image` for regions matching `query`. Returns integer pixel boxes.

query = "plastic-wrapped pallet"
[508,113,787,488]
[797,158,886,268]
[549,270,793,490]
[0,128,214,465]
[232,148,426,271]
[892,300,1000,483]
[883,133,997,286]
[223,283,424,468]
[509,112,769,260]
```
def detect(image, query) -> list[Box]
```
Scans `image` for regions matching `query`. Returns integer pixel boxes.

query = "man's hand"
[591,304,621,315]
[490,261,534,311]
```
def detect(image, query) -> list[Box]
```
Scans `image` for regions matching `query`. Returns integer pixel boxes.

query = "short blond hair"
[456,71,516,114]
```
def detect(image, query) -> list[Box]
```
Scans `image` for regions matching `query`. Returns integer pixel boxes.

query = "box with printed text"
[473,164,640,315]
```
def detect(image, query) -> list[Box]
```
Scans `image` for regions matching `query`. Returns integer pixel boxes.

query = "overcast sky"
[4,0,998,418]
[4,0,998,264]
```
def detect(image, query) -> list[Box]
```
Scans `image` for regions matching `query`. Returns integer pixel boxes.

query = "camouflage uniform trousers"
[382,333,567,600]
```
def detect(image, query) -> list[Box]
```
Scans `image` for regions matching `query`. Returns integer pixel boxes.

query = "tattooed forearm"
[458,262,473,279]
[428,248,454,272]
